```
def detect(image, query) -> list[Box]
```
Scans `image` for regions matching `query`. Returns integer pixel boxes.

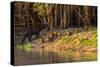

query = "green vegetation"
[16,28,97,52]
[32,3,49,16]
[15,2,97,52]
[14,2,97,64]
[16,42,32,52]
[53,28,97,47]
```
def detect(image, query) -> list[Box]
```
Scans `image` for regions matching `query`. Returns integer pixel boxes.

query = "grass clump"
[16,42,32,52]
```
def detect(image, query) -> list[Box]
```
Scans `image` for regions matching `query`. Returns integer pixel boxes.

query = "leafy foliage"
[16,28,97,52]
[53,28,97,47]
[32,3,49,16]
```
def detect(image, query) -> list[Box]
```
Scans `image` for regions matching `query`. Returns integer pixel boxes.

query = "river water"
[14,48,97,66]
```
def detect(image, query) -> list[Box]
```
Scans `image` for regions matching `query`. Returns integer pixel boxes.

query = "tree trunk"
[66,5,70,28]
[54,4,57,28]
[63,5,67,28]
[77,6,81,32]
[82,6,89,30]
[60,5,63,29]
[43,17,47,24]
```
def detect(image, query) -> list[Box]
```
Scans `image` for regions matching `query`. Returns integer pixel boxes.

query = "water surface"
[15,48,97,65]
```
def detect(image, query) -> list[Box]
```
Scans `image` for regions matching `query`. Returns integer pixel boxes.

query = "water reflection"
[15,48,97,65]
